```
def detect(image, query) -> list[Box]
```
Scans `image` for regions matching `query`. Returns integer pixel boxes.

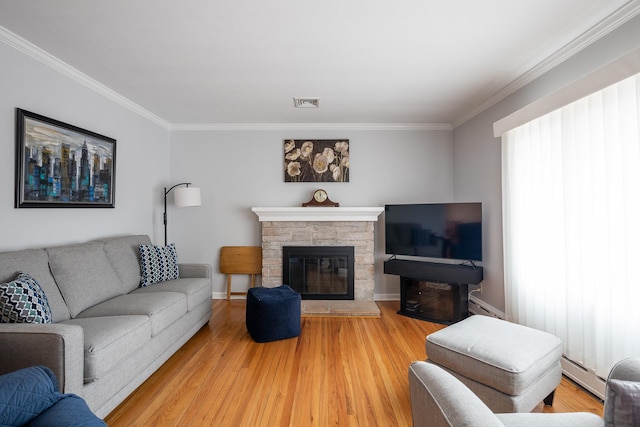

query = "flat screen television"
[384,202,482,262]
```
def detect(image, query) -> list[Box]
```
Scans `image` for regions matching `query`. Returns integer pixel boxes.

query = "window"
[501,72,640,395]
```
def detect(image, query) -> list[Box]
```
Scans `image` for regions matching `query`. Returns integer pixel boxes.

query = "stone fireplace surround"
[252,207,383,316]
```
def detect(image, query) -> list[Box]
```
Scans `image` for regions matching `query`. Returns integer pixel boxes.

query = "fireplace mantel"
[251,206,384,222]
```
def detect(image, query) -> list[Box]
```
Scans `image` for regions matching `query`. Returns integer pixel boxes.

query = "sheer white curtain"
[502,72,640,380]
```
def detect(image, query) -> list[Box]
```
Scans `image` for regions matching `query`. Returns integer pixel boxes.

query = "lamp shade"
[173,186,201,207]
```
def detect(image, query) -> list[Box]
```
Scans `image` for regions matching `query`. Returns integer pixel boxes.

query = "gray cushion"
[426,315,562,395]
[0,248,70,322]
[76,292,187,336]
[0,272,52,324]
[48,242,123,318]
[131,278,211,311]
[102,235,152,293]
[62,315,150,382]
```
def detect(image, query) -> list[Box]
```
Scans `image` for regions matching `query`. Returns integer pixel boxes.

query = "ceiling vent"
[293,97,320,108]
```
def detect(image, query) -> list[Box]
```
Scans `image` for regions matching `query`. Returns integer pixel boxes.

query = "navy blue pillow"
[0,366,61,427]
[27,394,106,427]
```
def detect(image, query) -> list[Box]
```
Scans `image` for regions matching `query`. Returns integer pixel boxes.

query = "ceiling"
[0,0,639,128]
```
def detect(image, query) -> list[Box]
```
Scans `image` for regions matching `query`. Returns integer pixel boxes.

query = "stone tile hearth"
[301,300,381,317]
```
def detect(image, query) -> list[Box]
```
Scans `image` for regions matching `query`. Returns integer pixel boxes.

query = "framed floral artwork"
[284,139,349,182]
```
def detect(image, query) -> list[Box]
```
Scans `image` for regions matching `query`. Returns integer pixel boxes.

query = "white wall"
[169,129,454,298]
[0,41,170,251]
[453,14,640,313]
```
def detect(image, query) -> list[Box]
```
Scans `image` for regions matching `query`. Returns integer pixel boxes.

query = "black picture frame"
[15,108,116,208]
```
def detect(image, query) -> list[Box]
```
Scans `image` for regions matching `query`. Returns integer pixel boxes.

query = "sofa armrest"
[608,357,640,383]
[179,263,211,279]
[0,323,84,395]
[603,357,640,425]
[408,361,504,427]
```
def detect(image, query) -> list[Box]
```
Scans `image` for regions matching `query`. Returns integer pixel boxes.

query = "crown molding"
[6,0,638,134]
[452,0,640,128]
[0,26,172,130]
[493,46,640,137]
[169,122,452,131]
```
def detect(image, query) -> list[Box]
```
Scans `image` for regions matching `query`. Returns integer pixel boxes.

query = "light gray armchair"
[408,357,640,427]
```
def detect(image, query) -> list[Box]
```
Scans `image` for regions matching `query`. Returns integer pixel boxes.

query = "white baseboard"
[212,292,245,300]
[374,293,400,301]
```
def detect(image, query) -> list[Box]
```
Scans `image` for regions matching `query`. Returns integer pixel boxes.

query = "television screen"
[384,203,482,262]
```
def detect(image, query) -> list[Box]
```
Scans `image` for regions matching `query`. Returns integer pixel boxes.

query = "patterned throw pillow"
[605,378,640,427]
[139,243,180,287]
[0,272,52,323]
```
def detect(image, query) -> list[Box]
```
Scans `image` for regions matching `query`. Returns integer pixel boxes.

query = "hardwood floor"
[104,301,603,426]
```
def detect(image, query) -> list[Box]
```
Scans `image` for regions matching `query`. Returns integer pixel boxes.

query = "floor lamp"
[163,182,201,246]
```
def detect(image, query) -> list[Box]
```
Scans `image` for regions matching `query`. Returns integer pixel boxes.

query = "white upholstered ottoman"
[425,315,562,413]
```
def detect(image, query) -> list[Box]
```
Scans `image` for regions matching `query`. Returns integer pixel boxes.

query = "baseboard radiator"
[468,295,505,319]
[561,356,606,400]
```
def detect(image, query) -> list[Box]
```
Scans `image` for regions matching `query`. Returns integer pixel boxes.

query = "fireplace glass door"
[283,246,354,300]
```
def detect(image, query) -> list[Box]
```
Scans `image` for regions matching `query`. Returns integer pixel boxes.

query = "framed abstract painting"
[15,108,116,208]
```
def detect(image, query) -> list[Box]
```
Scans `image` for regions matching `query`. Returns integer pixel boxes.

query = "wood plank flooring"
[104,301,603,426]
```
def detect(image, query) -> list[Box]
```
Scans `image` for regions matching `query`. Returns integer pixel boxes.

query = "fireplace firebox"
[283,246,354,300]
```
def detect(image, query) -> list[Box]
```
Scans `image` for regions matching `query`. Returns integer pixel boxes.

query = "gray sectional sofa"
[0,235,212,419]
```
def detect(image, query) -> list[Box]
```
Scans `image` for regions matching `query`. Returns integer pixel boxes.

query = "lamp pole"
[163,182,192,246]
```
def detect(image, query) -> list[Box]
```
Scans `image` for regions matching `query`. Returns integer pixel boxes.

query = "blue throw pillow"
[0,366,61,427]
[139,243,180,287]
[0,272,52,324]
[26,394,106,427]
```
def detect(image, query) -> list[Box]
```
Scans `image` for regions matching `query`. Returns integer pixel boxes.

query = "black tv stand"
[384,259,483,324]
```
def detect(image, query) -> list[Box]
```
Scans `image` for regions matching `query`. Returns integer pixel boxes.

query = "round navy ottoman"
[246,285,301,342]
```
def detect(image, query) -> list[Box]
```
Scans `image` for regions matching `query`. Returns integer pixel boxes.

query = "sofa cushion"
[139,244,180,287]
[0,272,52,324]
[131,277,211,311]
[76,292,187,336]
[47,242,124,318]
[62,315,151,382]
[102,235,152,294]
[0,249,70,322]
[0,366,62,427]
